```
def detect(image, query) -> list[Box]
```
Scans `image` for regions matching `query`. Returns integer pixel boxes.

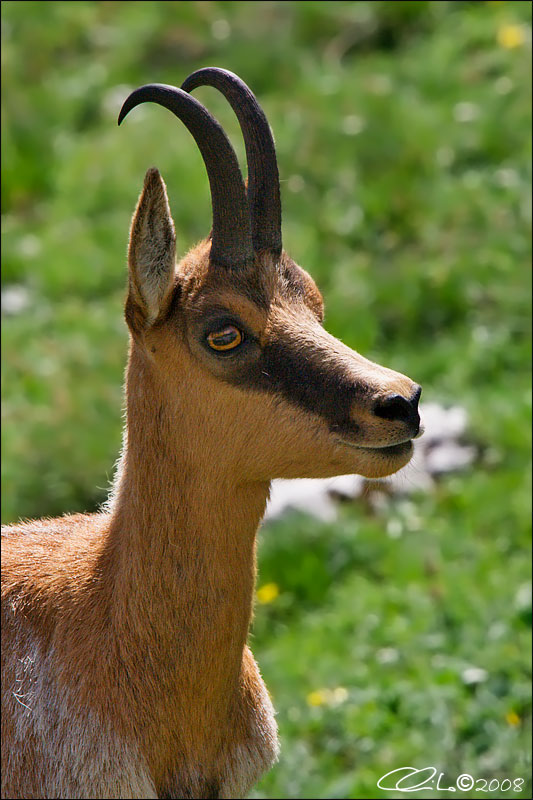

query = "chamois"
[1,68,422,799]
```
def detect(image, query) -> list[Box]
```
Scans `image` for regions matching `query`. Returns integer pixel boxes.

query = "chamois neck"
[106,343,270,638]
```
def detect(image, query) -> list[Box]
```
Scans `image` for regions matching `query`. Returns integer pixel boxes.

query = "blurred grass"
[1,1,531,798]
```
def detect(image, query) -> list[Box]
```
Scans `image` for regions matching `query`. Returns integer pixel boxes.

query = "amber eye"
[206,325,243,352]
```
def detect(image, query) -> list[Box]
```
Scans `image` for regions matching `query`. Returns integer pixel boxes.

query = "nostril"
[374,391,421,432]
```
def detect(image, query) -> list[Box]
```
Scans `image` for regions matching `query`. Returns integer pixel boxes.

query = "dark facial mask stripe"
[227,339,368,437]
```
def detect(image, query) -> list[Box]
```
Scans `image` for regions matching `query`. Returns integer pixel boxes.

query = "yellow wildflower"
[256,582,279,604]
[506,711,520,726]
[497,24,526,49]
[307,690,327,707]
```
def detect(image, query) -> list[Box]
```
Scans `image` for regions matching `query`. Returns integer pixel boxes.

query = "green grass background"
[2,1,531,797]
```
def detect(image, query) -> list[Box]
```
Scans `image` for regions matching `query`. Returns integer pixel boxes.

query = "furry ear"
[127,167,176,324]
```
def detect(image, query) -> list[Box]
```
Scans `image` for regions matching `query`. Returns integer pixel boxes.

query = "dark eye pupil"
[207,326,243,351]
[215,329,237,346]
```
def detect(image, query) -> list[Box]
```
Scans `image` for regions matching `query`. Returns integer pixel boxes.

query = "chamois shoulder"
[1,513,110,625]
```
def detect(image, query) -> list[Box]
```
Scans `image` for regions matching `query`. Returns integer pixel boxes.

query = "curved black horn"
[181,68,282,257]
[118,83,254,269]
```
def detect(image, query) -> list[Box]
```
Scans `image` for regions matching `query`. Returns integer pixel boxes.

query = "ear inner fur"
[128,168,176,324]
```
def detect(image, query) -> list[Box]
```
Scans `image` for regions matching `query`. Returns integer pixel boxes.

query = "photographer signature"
[377,766,525,793]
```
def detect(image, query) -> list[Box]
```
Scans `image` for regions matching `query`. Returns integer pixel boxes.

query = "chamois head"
[118,68,421,482]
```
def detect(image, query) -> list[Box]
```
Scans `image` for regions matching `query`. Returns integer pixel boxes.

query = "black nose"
[374,385,421,432]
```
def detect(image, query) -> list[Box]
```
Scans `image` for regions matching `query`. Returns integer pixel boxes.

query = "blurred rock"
[461,666,488,685]
[1,285,31,316]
